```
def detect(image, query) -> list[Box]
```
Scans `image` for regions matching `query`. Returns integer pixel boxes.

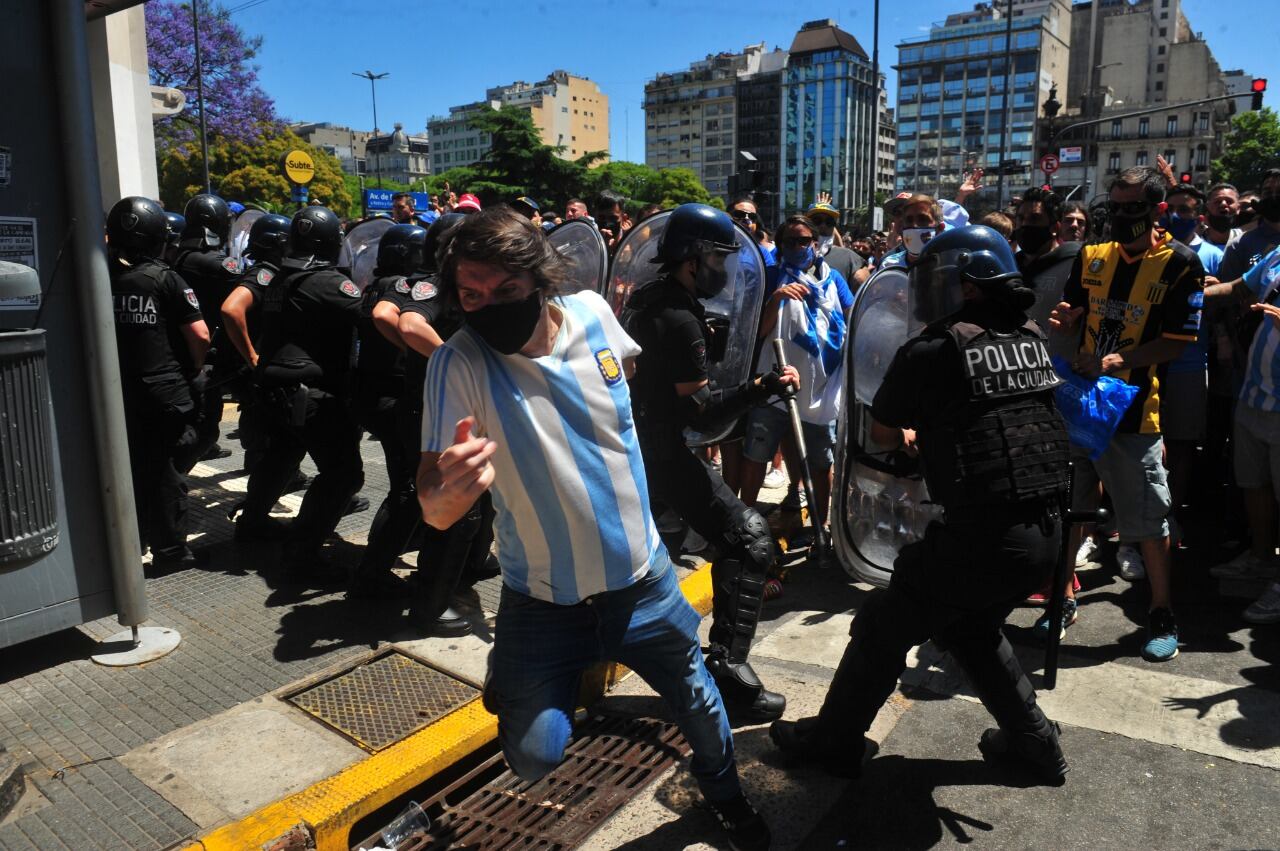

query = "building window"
[1164,149,1176,167]
[1136,150,1149,166]
[1108,151,1121,172]
[1198,112,1210,132]
[1111,119,1123,139]
[1196,146,1208,168]
[1160,11,1168,18]
[1167,115,1178,135]
[1157,63,1165,73]
[1155,81,1164,92]
[1158,45,1166,55]
[1139,117,1149,138]
[1159,27,1167,36]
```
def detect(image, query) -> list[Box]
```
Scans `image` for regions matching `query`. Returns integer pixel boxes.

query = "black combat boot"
[978,721,1069,785]
[704,645,785,723]
[769,716,865,779]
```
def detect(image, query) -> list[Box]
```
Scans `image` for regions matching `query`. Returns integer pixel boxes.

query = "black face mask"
[1258,196,1280,223]
[464,290,543,354]
[1015,224,1055,255]
[1205,212,1235,233]
[694,253,731,299]
[1111,213,1154,244]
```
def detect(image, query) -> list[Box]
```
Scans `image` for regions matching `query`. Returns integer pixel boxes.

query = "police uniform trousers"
[643,443,765,656]
[123,391,193,559]
[815,504,1060,757]
[242,386,364,557]
[175,347,235,473]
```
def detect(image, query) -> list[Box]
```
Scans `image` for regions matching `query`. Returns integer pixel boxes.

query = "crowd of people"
[102,159,1280,849]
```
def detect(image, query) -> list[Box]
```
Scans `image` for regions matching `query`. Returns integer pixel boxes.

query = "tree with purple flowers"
[145,0,279,157]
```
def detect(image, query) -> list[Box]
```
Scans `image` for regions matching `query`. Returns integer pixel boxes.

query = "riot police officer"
[221,213,291,480]
[106,197,211,565]
[770,225,1071,784]
[171,193,243,469]
[622,203,799,723]
[163,211,185,265]
[346,223,422,597]
[242,205,365,580]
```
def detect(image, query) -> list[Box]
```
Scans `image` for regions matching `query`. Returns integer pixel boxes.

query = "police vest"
[926,319,1070,511]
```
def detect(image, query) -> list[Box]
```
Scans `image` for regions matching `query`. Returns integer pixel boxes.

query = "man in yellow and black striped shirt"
[1051,166,1204,663]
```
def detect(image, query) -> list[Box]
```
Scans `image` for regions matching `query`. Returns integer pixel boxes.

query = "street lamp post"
[191,1,210,193]
[353,70,389,189]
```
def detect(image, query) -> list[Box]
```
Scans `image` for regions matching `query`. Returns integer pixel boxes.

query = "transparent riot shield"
[228,209,263,263]
[832,265,943,587]
[547,219,608,295]
[607,210,766,446]
[339,217,395,292]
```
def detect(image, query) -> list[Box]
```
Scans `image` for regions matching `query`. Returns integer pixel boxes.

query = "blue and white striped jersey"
[421,290,665,604]
[1241,246,1280,413]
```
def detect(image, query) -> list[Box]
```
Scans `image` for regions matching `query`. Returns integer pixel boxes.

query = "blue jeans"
[490,559,741,803]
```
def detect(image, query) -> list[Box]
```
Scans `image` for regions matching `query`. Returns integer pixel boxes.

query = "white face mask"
[816,234,835,256]
[902,227,937,257]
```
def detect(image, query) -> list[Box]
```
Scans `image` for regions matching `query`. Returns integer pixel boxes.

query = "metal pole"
[866,0,880,233]
[994,0,1014,210]
[52,0,148,628]
[369,76,382,189]
[772,339,828,565]
[191,0,210,193]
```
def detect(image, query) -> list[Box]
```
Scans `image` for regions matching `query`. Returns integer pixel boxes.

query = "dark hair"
[391,192,413,205]
[1207,182,1239,197]
[566,197,587,210]
[637,203,663,221]
[1263,169,1280,191]
[1061,201,1089,224]
[776,215,817,242]
[730,195,756,208]
[1017,186,1063,224]
[977,211,1014,239]
[594,191,624,216]
[1166,184,1205,204]
[436,208,568,305]
[1110,166,1167,205]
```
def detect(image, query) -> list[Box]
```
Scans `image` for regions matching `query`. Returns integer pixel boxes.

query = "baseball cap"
[939,199,970,231]
[806,201,840,222]
[514,196,540,213]
[883,192,914,217]
[456,193,482,213]
[228,201,246,215]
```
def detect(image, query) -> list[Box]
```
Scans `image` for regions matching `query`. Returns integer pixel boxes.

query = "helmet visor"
[907,249,965,327]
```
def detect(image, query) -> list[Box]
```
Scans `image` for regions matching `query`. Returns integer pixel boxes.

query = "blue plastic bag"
[1050,356,1140,460]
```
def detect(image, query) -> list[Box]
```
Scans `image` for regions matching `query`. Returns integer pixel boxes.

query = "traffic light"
[1253,78,1267,111]
[1180,172,1193,184]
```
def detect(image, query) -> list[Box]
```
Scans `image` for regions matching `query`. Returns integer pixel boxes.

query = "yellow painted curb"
[183,562,715,851]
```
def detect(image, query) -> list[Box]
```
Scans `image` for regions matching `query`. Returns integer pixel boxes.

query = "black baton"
[772,338,829,565]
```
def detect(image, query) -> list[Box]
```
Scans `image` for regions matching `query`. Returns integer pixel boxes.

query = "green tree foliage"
[158,127,353,216]
[582,162,721,214]
[1213,108,1280,191]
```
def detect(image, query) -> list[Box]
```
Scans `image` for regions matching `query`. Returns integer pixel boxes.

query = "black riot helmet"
[908,224,1034,325]
[245,213,291,267]
[651,203,740,265]
[285,205,343,266]
[421,212,467,274]
[180,193,232,249]
[106,196,168,261]
[375,224,428,277]
[652,203,741,299]
[163,212,186,246]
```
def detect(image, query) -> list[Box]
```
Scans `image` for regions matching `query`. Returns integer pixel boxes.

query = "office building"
[365,122,432,186]
[429,70,608,174]
[290,122,371,176]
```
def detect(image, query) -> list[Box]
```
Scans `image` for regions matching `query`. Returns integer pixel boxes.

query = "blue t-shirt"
[1219,223,1280,282]
[1240,246,1280,412]
[1168,238,1224,374]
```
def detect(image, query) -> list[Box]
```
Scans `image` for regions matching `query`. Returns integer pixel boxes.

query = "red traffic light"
[1252,78,1268,93]
[1180,172,1193,183]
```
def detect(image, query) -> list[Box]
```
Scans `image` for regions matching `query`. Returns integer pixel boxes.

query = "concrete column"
[87,6,159,206]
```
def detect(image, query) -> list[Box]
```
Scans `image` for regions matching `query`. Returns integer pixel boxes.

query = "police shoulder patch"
[222,256,243,275]
[411,280,437,302]
[184,288,200,309]
[256,268,274,286]
[394,277,412,295]
[339,280,360,298]
[595,347,623,385]
[690,338,708,372]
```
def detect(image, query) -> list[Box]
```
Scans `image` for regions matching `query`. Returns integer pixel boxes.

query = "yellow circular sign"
[282,149,316,185]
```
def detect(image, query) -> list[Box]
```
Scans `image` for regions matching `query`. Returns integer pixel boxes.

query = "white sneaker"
[763,467,786,489]
[1209,551,1279,581]
[1243,583,1280,624]
[1075,536,1100,568]
[1118,545,1146,581]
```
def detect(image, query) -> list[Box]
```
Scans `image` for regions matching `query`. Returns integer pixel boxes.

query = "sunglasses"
[780,236,814,247]
[729,209,760,223]
[1106,200,1153,216]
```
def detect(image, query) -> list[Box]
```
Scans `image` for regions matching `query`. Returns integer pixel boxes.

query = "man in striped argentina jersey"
[1203,240,1280,625]
[415,209,772,851]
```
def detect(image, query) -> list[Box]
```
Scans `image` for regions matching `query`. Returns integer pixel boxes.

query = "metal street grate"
[287,650,479,752]
[357,714,689,851]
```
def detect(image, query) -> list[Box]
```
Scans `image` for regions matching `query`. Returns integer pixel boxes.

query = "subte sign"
[280,149,315,185]
[1040,153,1060,175]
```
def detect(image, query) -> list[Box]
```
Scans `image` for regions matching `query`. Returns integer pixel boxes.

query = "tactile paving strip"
[287,650,479,752]
[366,714,689,851]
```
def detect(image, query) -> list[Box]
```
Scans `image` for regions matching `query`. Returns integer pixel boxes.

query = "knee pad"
[725,507,774,578]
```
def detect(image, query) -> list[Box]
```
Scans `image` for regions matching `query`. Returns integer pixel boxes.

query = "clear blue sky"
[230,0,1273,163]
